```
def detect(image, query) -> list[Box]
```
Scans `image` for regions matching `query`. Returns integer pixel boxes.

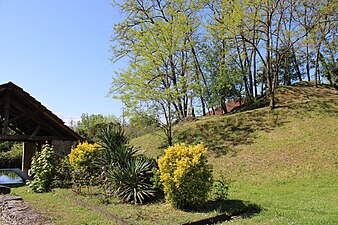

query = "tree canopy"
[110,0,337,145]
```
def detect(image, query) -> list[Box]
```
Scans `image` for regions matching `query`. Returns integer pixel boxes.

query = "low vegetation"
[68,141,102,190]
[0,143,22,168]
[158,143,213,209]
[27,144,57,193]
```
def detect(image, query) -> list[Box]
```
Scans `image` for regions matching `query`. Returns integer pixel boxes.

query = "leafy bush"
[0,141,12,152]
[97,124,157,204]
[28,144,57,193]
[74,113,119,143]
[209,175,230,201]
[54,157,73,188]
[68,142,102,189]
[158,143,213,209]
[68,142,102,171]
[0,143,22,168]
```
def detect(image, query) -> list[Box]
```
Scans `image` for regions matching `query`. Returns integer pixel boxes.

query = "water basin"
[0,170,24,185]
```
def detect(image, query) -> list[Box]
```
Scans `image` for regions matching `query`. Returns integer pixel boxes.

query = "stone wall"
[52,140,73,157]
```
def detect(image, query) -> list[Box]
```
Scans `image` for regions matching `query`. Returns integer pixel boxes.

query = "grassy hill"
[10,82,337,224]
[131,82,338,224]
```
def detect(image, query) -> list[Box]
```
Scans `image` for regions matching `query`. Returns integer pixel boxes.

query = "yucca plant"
[97,123,157,204]
[97,124,135,167]
[109,155,156,204]
[98,123,128,150]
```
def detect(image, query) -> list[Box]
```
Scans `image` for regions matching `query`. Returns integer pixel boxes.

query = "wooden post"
[2,94,10,135]
[22,142,36,175]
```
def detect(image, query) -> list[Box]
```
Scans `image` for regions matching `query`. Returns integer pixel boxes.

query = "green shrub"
[97,123,130,168]
[108,155,156,204]
[158,143,213,209]
[97,124,157,204]
[28,144,57,193]
[68,142,102,189]
[209,175,230,201]
[54,157,73,188]
[151,167,163,191]
[0,141,12,152]
[0,143,22,168]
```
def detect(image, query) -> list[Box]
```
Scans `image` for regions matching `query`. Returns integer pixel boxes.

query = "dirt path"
[65,195,129,225]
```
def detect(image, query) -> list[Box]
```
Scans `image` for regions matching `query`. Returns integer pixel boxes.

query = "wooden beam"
[9,114,24,123]
[0,98,6,108]
[7,124,24,135]
[2,93,10,135]
[9,100,65,136]
[29,126,41,139]
[0,135,58,141]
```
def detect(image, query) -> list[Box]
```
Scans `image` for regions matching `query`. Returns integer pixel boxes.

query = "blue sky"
[0,0,124,124]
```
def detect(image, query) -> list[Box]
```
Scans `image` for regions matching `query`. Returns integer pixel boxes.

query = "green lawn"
[10,187,115,225]
[10,83,338,224]
[226,175,338,224]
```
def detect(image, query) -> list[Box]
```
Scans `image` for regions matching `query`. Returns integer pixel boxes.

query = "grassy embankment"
[11,82,338,224]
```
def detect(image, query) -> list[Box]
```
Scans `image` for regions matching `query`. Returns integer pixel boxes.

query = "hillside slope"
[131,82,338,224]
[132,82,337,162]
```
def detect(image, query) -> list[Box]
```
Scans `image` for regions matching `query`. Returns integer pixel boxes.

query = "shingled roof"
[0,82,82,142]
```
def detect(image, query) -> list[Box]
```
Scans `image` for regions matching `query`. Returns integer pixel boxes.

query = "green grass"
[11,187,115,225]
[130,82,338,224]
[11,186,257,225]
[10,83,338,224]
[226,175,338,224]
[130,132,167,159]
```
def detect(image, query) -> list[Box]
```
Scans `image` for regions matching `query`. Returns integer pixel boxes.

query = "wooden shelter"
[0,82,82,174]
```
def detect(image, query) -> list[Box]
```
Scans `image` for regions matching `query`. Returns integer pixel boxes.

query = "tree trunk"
[200,96,206,116]
[314,44,321,86]
[265,1,274,109]
[253,43,258,97]
[221,101,227,114]
[292,48,302,82]
[303,4,311,82]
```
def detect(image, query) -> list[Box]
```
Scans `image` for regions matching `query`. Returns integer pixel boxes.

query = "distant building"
[206,98,245,116]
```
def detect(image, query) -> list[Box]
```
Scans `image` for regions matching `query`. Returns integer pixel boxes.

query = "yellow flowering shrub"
[158,143,213,209]
[68,142,102,170]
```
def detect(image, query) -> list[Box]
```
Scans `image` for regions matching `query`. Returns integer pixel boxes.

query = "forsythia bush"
[68,142,101,170]
[158,143,213,209]
[68,142,102,189]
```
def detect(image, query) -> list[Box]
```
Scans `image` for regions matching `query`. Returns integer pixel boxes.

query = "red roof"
[206,99,245,116]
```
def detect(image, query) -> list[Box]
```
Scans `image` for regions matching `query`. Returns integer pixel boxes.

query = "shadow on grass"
[174,108,287,157]
[182,199,262,225]
[172,83,338,157]
[278,99,338,116]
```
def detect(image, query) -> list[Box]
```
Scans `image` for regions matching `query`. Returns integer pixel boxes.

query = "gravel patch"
[0,195,54,225]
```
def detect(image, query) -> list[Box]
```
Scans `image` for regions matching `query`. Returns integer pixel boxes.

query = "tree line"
[110,0,337,145]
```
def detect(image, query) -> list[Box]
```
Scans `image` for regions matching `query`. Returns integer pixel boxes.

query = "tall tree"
[75,113,119,143]
[110,0,338,132]
[110,0,203,146]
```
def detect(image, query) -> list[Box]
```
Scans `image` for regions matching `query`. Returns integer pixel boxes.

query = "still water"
[0,170,24,184]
